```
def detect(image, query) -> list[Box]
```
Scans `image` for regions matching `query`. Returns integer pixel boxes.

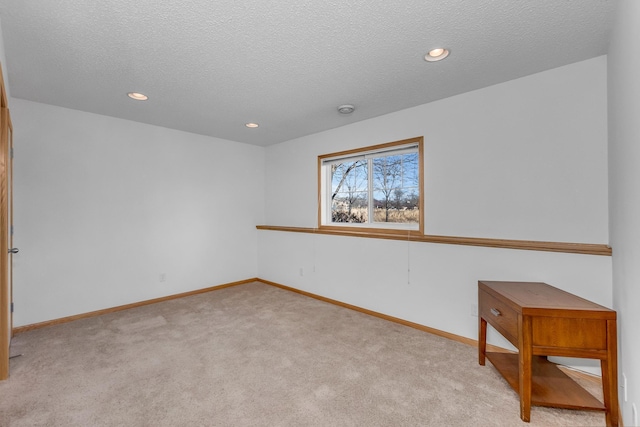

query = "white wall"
[260,57,612,373]
[608,2,640,425]
[266,57,609,244]
[0,16,10,100]
[12,99,265,326]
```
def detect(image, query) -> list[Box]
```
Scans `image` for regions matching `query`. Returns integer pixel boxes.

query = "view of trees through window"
[330,151,419,224]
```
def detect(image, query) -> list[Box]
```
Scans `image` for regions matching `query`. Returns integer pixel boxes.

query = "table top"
[479,281,615,317]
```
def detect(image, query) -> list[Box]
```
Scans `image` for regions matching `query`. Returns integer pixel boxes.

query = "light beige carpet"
[0,281,606,426]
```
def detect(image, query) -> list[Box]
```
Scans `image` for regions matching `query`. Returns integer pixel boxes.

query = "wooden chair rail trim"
[256,225,612,256]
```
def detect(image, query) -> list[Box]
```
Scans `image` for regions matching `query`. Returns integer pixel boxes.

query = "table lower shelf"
[485,352,605,411]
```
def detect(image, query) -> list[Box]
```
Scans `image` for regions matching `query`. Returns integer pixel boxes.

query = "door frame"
[0,63,11,380]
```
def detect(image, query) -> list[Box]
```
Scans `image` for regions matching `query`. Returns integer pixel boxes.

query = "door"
[0,62,13,379]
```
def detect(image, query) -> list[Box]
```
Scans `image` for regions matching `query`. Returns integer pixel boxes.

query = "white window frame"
[318,137,424,235]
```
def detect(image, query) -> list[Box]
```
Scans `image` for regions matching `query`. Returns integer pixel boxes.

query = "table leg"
[518,315,532,422]
[479,317,487,366]
[601,319,619,427]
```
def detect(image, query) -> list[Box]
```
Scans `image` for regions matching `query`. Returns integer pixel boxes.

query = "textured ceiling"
[0,1,615,146]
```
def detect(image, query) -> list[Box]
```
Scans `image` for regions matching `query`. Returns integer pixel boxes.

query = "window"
[318,137,424,234]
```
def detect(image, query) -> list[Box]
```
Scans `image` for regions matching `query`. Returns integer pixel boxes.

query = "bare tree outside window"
[373,153,419,223]
[331,160,367,223]
[393,188,404,210]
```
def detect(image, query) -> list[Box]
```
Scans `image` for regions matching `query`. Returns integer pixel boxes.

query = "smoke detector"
[337,104,355,114]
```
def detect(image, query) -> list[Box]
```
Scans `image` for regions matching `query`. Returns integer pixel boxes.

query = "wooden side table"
[478,281,618,426]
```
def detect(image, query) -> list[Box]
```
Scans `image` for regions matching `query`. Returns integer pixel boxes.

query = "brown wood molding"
[259,278,604,386]
[257,278,508,354]
[12,278,258,335]
[12,275,604,390]
[0,108,9,380]
[256,225,612,256]
[14,275,509,354]
[13,274,604,385]
[557,365,605,387]
[13,275,506,359]
[0,63,7,108]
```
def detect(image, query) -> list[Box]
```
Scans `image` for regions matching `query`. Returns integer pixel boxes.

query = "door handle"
[8,248,18,254]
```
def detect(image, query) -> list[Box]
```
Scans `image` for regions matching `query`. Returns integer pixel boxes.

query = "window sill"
[256,225,612,256]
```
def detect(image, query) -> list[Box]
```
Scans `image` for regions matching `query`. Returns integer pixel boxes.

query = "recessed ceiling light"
[337,104,355,114]
[245,123,259,128]
[127,92,148,101]
[424,48,450,62]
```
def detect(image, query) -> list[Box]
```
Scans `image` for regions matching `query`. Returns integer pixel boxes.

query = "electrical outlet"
[159,273,166,282]
[471,303,478,317]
